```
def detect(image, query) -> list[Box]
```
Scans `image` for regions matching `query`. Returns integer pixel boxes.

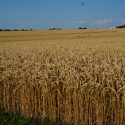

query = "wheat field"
[0,29,125,125]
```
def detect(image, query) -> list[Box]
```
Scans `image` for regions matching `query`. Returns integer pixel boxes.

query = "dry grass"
[0,29,125,125]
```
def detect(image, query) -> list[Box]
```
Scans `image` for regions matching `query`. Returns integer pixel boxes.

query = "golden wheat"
[0,30,125,125]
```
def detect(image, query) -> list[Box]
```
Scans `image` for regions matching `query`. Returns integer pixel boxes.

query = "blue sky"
[0,0,125,29]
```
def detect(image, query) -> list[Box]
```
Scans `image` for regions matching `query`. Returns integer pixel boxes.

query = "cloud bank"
[72,19,112,26]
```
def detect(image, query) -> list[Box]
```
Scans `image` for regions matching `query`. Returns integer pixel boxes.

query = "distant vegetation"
[48,28,62,30]
[116,24,125,28]
[0,29,32,31]
[78,27,87,30]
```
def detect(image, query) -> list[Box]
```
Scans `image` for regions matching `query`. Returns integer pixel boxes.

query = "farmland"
[0,29,125,125]
[0,29,125,42]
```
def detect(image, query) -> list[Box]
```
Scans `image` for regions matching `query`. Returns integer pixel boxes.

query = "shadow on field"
[0,109,73,125]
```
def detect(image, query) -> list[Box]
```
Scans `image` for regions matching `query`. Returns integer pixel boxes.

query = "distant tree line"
[0,29,33,31]
[116,25,125,28]
[48,28,62,30]
[48,27,88,30]
[78,27,87,30]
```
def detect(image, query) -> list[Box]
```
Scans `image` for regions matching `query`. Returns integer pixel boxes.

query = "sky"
[0,0,125,29]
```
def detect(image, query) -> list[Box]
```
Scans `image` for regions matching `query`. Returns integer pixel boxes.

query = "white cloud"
[71,19,112,26]
[95,19,112,25]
